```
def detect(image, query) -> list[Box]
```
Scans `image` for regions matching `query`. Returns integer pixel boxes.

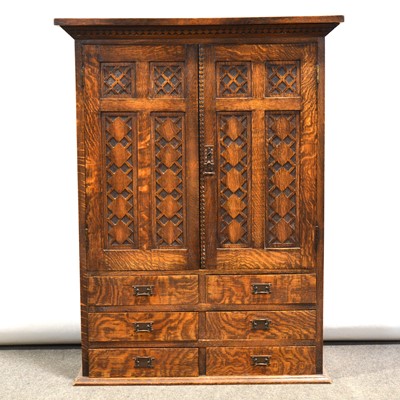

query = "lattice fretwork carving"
[151,63,184,97]
[267,112,299,247]
[104,114,135,247]
[219,114,250,246]
[266,62,299,97]
[217,63,251,97]
[154,115,185,247]
[101,63,135,97]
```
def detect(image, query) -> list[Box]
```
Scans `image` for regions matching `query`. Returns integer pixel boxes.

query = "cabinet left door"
[81,44,199,271]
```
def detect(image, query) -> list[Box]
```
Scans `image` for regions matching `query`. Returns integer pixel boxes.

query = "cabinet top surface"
[54,16,343,40]
[54,16,343,26]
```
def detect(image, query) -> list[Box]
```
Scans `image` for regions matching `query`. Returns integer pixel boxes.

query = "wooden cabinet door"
[82,45,199,271]
[202,44,318,270]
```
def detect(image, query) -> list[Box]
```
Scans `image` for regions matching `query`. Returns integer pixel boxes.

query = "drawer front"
[205,310,316,340]
[88,275,198,306]
[88,312,198,342]
[206,346,316,376]
[89,348,198,378]
[206,274,316,305]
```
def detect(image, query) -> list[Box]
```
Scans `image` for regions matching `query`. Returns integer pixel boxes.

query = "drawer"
[88,275,198,306]
[89,348,198,378]
[206,274,316,305]
[88,311,198,342]
[205,310,316,340]
[206,346,316,376]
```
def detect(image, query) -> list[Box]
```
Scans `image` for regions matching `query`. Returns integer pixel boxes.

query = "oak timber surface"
[54,15,343,384]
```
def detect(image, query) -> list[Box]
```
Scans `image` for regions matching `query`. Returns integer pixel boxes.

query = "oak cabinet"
[55,16,343,385]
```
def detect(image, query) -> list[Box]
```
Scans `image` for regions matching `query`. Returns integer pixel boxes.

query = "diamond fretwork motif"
[219,113,250,246]
[267,112,299,247]
[101,63,134,98]
[151,64,184,97]
[218,63,251,97]
[266,62,299,97]
[104,114,135,247]
[154,115,184,247]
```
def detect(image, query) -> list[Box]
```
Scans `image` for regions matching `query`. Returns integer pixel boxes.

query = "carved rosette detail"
[219,114,250,246]
[267,112,299,247]
[104,114,135,247]
[154,115,185,247]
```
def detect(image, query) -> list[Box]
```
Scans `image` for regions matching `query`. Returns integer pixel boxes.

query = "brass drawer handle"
[132,285,154,296]
[134,356,154,368]
[251,283,272,295]
[251,355,271,367]
[251,319,271,331]
[133,322,153,333]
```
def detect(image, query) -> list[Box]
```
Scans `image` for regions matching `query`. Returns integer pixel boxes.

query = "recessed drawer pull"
[251,355,271,367]
[133,322,153,333]
[251,283,272,295]
[134,356,154,368]
[251,319,271,331]
[132,285,154,296]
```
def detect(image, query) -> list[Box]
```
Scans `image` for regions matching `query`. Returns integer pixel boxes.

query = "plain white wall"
[0,0,399,344]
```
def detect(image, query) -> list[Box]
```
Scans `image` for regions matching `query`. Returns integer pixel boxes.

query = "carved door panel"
[83,45,199,270]
[202,44,318,269]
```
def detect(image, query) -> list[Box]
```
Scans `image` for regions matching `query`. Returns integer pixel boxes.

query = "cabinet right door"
[202,44,319,270]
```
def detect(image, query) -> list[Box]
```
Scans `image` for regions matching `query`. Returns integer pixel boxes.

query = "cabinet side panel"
[316,37,326,375]
[75,40,88,376]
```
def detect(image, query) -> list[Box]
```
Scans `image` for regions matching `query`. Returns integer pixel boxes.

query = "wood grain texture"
[75,372,331,385]
[88,275,198,305]
[90,304,316,313]
[205,310,316,340]
[88,312,198,342]
[88,339,316,348]
[206,274,316,305]
[265,111,299,247]
[315,37,326,374]
[102,113,138,248]
[56,16,343,384]
[98,45,185,62]
[184,44,200,267]
[100,98,187,112]
[55,16,344,27]
[215,248,301,270]
[203,45,218,268]
[251,64,266,248]
[251,109,265,247]
[216,98,301,111]
[102,249,187,270]
[75,40,88,376]
[55,16,344,41]
[206,346,316,376]
[89,348,198,378]
[83,44,199,271]
[299,44,318,267]
[206,43,318,270]
[84,45,103,270]
[215,44,308,61]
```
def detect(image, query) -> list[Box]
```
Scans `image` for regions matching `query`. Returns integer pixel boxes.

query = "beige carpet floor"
[0,344,399,399]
